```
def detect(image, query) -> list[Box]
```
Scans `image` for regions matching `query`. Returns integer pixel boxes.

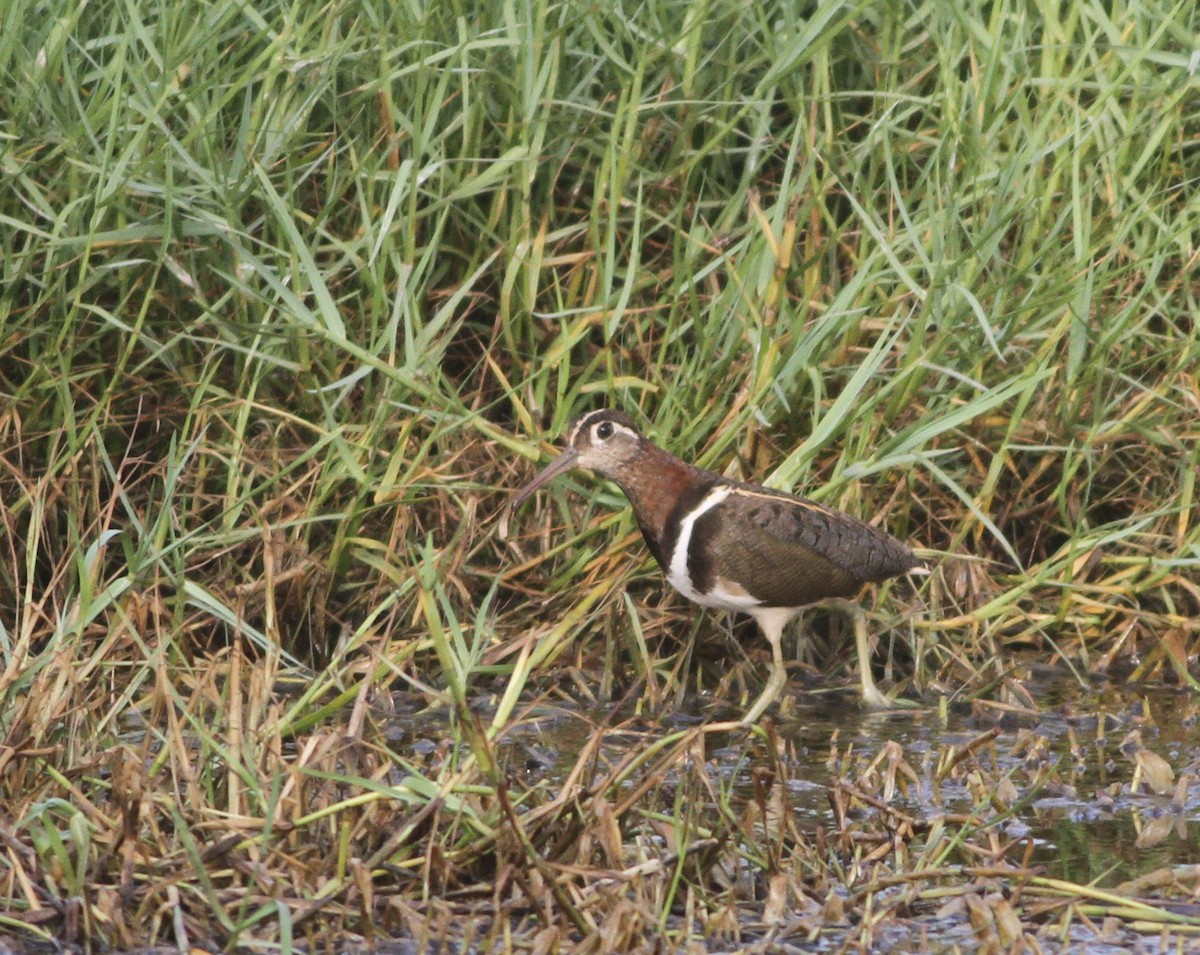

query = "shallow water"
[447,659,1200,950]
[764,679,1200,886]
[486,662,1200,888]
[86,658,1200,952]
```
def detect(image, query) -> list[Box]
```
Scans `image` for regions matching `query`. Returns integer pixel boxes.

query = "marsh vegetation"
[1,0,1198,949]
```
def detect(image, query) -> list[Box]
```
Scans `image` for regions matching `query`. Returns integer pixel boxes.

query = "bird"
[510,408,926,723]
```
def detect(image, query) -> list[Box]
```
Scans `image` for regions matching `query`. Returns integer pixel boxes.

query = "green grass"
[1,0,1199,948]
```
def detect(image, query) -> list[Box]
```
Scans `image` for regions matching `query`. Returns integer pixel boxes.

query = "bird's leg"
[841,600,918,710]
[741,639,786,724]
[847,600,891,709]
[741,610,792,724]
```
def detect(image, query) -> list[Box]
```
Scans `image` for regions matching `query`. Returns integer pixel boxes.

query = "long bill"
[510,447,579,512]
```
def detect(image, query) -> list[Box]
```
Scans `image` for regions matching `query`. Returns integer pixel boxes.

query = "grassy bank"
[1,0,1198,948]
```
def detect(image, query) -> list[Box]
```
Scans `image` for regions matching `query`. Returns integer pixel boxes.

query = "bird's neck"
[607,445,718,568]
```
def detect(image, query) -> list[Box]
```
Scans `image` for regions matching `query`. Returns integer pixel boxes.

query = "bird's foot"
[861,684,921,710]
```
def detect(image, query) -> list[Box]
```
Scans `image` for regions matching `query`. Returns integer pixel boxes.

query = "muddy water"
[491,661,1200,887]
[769,681,1200,886]
[379,660,1200,952]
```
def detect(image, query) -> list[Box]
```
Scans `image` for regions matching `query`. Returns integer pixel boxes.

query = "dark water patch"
[393,668,1200,893]
[366,661,1200,952]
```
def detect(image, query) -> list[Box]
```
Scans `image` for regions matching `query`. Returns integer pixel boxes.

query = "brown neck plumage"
[605,442,710,555]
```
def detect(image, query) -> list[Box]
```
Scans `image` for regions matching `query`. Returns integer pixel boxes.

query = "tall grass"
[1,0,1197,947]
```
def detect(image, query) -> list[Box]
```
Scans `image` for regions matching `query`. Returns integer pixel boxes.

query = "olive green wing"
[693,487,918,608]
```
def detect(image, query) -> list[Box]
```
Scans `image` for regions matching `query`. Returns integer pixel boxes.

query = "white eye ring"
[595,421,614,440]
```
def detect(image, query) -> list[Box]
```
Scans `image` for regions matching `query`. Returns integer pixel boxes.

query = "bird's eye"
[595,422,614,440]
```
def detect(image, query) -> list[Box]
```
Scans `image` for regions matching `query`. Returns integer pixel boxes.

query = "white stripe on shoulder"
[666,486,761,610]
